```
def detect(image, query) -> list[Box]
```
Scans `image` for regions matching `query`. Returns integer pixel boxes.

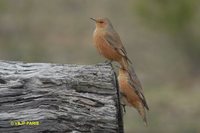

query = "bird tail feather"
[137,104,148,127]
[120,57,129,70]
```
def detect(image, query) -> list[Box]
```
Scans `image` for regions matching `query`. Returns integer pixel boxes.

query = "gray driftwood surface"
[0,61,123,133]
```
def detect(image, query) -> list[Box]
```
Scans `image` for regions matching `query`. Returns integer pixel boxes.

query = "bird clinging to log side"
[118,67,149,126]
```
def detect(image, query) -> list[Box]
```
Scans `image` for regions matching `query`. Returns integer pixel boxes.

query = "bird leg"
[119,92,127,114]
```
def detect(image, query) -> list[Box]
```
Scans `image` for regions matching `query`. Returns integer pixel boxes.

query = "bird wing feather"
[103,32,132,64]
[103,32,127,56]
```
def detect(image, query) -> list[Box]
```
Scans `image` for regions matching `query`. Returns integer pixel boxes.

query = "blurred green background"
[0,0,200,132]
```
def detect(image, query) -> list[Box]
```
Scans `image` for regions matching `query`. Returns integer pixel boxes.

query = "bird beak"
[90,18,97,22]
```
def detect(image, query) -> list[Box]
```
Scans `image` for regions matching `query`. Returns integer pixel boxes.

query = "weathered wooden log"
[0,61,123,133]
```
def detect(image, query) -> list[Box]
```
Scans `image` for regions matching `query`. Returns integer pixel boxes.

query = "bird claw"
[121,104,126,114]
[104,60,112,65]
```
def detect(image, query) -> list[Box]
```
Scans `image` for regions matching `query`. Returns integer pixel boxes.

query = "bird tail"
[137,103,148,126]
[119,57,130,70]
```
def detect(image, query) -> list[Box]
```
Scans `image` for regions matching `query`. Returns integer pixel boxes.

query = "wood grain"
[0,61,123,133]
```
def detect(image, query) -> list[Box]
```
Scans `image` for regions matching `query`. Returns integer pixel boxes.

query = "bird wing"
[104,32,127,56]
[128,67,149,110]
[103,32,132,64]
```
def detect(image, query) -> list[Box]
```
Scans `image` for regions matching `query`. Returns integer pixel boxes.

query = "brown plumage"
[91,17,131,70]
[118,67,149,126]
[91,17,149,126]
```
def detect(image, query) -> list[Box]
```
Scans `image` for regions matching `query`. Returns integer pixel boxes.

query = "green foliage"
[0,0,6,11]
[134,0,200,70]
[135,0,198,32]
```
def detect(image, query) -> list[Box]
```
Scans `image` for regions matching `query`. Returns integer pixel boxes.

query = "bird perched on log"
[118,67,149,126]
[91,17,131,70]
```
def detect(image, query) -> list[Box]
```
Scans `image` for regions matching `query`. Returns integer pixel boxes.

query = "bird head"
[90,17,113,29]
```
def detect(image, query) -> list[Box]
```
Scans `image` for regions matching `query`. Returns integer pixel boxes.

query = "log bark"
[0,60,123,133]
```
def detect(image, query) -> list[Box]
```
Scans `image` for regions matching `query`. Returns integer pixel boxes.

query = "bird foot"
[121,104,126,114]
[104,60,112,65]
